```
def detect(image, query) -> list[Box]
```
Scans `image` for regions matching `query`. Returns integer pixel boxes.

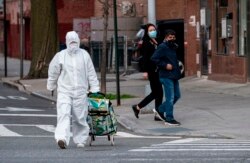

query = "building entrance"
[247,1,250,81]
[157,19,185,77]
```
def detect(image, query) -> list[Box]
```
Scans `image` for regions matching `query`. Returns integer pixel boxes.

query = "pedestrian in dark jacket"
[131,23,164,121]
[151,29,182,126]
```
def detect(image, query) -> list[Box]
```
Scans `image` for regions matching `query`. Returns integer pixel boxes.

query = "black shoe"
[154,115,162,121]
[165,119,181,126]
[153,109,165,121]
[57,140,66,149]
[132,105,139,119]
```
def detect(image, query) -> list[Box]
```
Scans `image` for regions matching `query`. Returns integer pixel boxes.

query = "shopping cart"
[87,92,117,146]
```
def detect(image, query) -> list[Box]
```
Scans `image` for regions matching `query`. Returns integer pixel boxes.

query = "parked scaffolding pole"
[19,0,24,78]
[3,0,7,77]
[123,36,128,74]
[148,0,156,25]
[113,0,120,106]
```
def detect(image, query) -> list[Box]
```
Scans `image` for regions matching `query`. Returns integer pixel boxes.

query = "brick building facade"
[0,0,95,59]
[209,0,249,83]
[156,0,250,83]
[156,0,199,78]
[0,0,249,83]
[0,0,146,58]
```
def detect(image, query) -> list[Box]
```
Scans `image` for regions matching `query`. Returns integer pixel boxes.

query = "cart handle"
[88,92,106,98]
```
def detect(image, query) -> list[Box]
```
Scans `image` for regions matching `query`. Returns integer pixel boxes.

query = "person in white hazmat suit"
[47,31,100,149]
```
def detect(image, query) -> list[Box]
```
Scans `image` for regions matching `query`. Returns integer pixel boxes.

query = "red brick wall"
[58,24,73,45]
[57,0,94,43]
[57,0,94,23]
[209,0,248,83]
[6,0,95,58]
[8,25,19,58]
[5,0,30,58]
[210,55,247,83]
[94,0,147,18]
[156,0,185,19]
[183,0,200,76]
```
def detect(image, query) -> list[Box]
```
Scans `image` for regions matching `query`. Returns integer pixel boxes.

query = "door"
[157,19,185,77]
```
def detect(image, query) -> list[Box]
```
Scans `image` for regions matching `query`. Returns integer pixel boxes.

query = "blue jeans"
[159,78,181,121]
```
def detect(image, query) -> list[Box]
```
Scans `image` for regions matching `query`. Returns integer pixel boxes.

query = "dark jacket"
[151,41,181,80]
[140,38,158,73]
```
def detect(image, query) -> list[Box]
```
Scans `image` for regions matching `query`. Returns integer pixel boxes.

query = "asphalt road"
[1,83,250,163]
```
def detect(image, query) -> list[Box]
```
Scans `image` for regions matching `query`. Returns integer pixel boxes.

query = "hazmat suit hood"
[66,31,80,54]
[47,30,100,96]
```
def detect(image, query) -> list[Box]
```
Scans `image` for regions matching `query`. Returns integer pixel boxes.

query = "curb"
[2,79,26,92]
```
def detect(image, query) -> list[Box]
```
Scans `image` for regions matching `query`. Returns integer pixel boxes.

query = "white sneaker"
[77,143,85,148]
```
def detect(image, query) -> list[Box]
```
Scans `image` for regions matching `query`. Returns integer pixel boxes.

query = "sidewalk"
[1,57,250,139]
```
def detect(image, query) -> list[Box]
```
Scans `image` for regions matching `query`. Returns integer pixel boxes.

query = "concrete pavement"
[1,57,250,139]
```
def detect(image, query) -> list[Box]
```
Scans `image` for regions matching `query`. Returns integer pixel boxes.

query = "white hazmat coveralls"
[47,31,100,146]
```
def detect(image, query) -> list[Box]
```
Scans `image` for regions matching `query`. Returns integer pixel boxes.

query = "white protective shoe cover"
[77,143,85,148]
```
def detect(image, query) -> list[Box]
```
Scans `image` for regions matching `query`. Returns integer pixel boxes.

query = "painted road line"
[1,124,54,127]
[0,124,55,137]
[116,131,144,138]
[0,96,28,100]
[0,114,56,117]
[116,131,181,139]
[0,124,181,139]
[0,124,22,137]
[152,143,250,146]
[129,138,250,152]
[129,148,250,152]
[162,138,204,144]
[36,125,55,133]
[0,107,43,112]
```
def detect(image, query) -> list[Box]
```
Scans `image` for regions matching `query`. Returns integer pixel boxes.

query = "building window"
[238,0,247,56]
[220,0,228,7]
[215,0,229,55]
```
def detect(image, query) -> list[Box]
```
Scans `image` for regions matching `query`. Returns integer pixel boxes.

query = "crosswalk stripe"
[36,125,55,133]
[153,143,250,146]
[0,114,56,117]
[116,131,181,139]
[0,124,22,137]
[129,138,250,152]
[163,138,204,144]
[0,124,55,137]
[129,148,250,152]
[0,124,180,138]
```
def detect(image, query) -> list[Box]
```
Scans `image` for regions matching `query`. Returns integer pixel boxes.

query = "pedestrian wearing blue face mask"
[131,23,164,121]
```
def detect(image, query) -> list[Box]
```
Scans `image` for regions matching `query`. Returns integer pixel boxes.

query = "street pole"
[113,0,120,106]
[3,0,7,77]
[19,0,24,78]
[148,0,156,25]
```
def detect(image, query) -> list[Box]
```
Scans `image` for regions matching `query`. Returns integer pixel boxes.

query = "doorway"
[157,19,185,77]
[24,18,31,60]
[248,0,250,81]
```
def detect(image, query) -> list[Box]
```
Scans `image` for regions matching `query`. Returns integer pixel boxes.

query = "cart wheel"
[110,135,115,146]
[89,135,95,146]
[108,135,110,141]
[89,136,92,146]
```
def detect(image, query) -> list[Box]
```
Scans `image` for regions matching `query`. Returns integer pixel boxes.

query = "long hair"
[141,23,156,42]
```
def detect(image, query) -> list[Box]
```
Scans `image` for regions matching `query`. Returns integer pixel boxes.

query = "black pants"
[138,71,163,110]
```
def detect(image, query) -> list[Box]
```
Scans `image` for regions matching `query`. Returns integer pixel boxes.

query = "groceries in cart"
[87,92,117,146]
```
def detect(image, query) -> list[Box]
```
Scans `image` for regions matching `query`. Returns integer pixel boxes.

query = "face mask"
[168,40,178,49]
[148,31,157,39]
[69,42,78,49]
[68,42,79,54]
[168,40,175,44]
